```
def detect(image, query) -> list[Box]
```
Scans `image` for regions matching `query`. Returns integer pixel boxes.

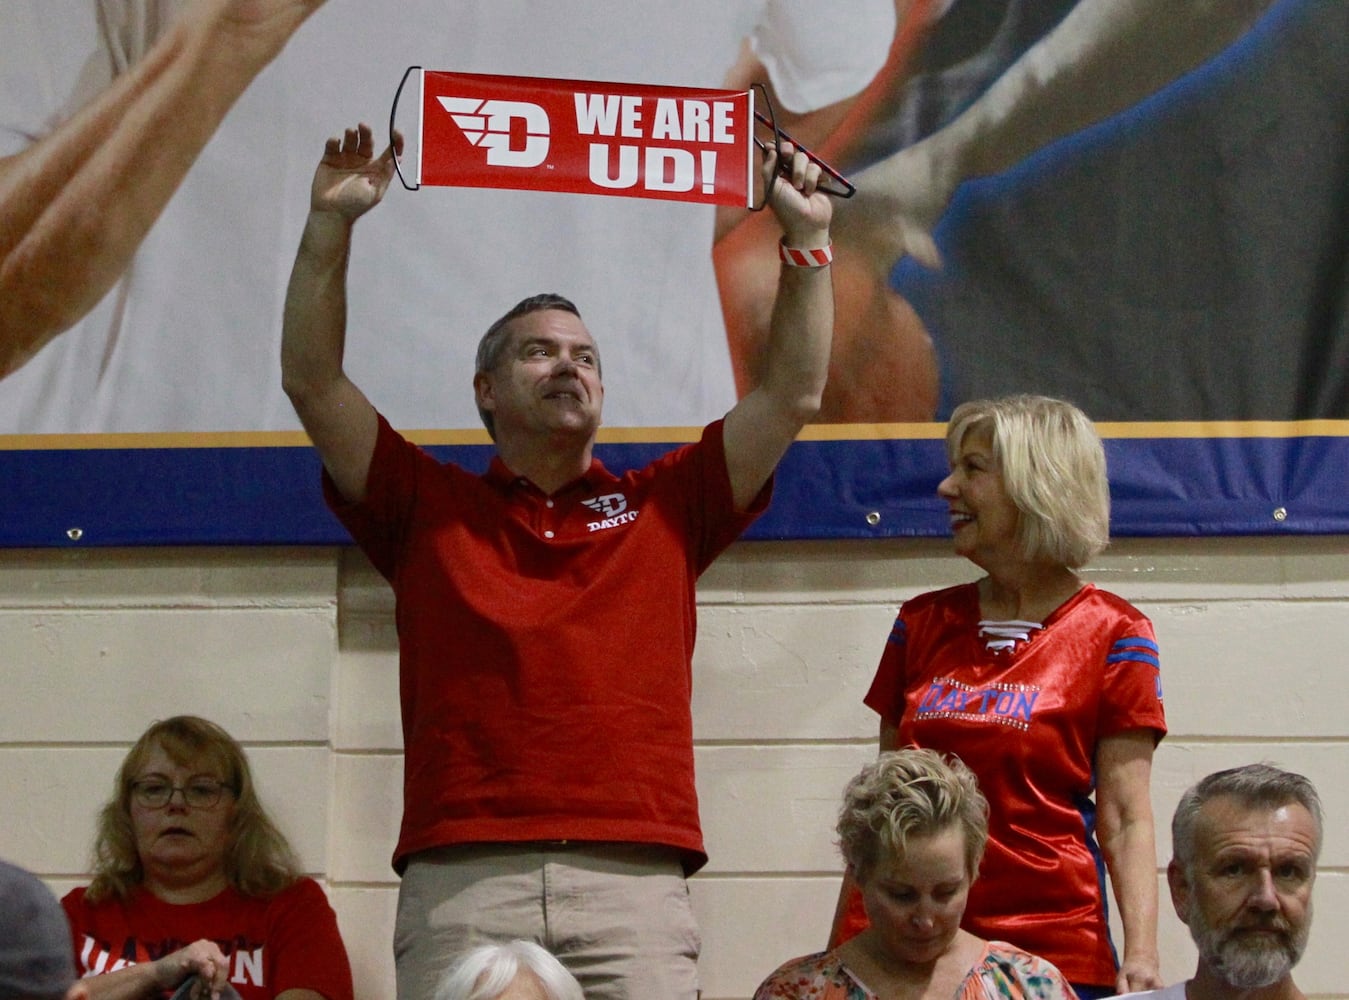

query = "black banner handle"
[391,65,420,191]
[750,83,855,208]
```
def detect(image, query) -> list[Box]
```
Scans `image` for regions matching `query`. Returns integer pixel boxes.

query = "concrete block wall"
[1,536,1345,998]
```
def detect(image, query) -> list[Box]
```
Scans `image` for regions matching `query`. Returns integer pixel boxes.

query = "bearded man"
[1122,763,1320,1000]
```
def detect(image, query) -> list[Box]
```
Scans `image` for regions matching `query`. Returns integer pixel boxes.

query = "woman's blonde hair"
[946,394,1109,568]
[85,715,300,903]
[837,748,989,885]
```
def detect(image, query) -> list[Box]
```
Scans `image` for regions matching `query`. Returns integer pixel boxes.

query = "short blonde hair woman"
[756,749,1074,999]
[836,747,989,884]
[834,395,1167,999]
[943,394,1109,568]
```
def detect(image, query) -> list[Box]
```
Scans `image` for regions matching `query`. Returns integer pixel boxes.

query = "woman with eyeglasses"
[60,716,354,1000]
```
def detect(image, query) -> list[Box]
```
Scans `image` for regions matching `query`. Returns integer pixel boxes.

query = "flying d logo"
[581,491,639,533]
[581,493,628,518]
[436,96,550,168]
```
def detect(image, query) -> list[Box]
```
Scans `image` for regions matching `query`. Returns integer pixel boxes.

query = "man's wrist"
[779,239,833,268]
[778,224,833,268]
[779,225,831,248]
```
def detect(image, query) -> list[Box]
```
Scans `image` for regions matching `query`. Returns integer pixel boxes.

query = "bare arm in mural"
[715,0,942,423]
[837,0,1277,270]
[0,0,326,379]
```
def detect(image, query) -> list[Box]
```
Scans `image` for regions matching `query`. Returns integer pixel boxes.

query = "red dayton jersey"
[62,880,353,1000]
[863,582,1166,988]
[325,416,765,875]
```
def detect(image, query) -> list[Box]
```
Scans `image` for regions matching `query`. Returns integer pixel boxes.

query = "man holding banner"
[280,122,835,999]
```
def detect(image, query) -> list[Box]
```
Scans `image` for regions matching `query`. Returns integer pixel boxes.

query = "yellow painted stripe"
[1092,420,1349,439]
[798,423,947,441]
[3,419,1348,451]
[390,419,1349,442]
[796,420,1349,441]
[0,431,314,450]
[0,429,482,450]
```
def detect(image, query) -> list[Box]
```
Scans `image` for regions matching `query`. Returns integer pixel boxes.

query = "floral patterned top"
[753,941,1078,1000]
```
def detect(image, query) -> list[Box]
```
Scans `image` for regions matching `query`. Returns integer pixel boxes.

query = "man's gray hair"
[433,940,584,1000]
[1172,762,1324,873]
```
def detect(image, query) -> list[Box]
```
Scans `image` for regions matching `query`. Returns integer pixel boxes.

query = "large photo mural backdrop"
[3,0,1346,545]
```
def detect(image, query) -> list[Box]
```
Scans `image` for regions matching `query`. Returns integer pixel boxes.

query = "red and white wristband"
[779,239,834,268]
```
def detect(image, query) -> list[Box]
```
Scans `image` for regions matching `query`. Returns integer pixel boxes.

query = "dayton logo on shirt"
[915,678,1041,731]
[582,492,638,532]
[437,97,550,167]
[77,935,265,987]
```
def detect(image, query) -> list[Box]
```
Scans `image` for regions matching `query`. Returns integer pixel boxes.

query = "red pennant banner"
[412,71,755,207]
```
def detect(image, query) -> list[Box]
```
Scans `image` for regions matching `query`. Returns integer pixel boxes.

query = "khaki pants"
[394,842,701,1000]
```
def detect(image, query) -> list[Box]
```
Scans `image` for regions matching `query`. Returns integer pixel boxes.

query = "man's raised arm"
[281,123,400,503]
[0,0,326,378]
[721,145,835,510]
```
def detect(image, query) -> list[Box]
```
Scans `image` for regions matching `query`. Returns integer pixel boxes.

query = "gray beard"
[1188,907,1307,990]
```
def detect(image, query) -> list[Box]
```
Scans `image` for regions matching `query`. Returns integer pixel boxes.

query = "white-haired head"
[433,940,583,1000]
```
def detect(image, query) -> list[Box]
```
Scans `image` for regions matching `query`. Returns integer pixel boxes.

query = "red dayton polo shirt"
[326,415,767,874]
